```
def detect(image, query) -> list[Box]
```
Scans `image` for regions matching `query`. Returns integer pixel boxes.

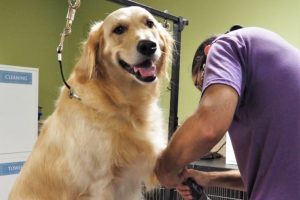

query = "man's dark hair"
[191,35,218,76]
[192,25,243,77]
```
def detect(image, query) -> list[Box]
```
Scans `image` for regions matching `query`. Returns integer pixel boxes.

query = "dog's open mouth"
[119,59,157,83]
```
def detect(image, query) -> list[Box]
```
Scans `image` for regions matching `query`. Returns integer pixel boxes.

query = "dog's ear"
[76,22,103,81]
[157,23,174,79]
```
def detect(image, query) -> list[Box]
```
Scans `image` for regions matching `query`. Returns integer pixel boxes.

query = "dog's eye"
[113,25,127,35]
[146,20,154,28]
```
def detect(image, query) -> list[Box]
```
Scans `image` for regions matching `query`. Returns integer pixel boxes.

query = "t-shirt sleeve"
[202,36,244,97]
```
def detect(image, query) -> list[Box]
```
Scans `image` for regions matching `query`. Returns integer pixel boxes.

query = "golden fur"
[9,6,173,200]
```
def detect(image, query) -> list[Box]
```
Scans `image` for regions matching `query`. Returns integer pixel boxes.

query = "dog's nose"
[137,40,157,56]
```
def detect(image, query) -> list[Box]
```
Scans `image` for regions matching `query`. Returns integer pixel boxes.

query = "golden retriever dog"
[9,6,173,200]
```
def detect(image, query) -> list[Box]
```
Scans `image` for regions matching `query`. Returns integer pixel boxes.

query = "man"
[155,26,300,199]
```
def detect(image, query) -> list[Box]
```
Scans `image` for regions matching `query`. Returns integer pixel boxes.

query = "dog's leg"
[76,192,114,200]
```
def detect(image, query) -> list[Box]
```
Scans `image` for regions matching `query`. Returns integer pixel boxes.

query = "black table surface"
[189,157,238,172]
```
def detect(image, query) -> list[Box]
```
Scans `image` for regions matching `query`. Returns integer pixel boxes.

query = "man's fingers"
[176,184,190,191]
[176,185,193,200]
[184,195,193,200]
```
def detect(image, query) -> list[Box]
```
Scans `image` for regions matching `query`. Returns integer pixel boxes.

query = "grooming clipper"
[183,178,208,200]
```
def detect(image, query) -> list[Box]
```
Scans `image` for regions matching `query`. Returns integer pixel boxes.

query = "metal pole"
[168,21,181,139]
[168,17,187,200]
[106,0,184,23]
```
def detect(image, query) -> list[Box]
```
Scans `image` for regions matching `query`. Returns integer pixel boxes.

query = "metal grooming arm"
[106,0,188,140]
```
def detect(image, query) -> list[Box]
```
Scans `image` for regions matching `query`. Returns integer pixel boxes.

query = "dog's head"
[76,6,173,86]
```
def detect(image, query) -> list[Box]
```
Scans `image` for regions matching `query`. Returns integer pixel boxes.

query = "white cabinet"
[226,132,237,165]
[0,64,38,200]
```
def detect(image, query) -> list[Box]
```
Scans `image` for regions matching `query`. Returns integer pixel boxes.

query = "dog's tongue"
[133,65,157,77]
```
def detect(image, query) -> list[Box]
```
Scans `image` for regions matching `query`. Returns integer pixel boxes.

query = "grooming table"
[143,158,248,200]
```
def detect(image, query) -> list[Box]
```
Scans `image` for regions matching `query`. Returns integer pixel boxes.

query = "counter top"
[189,157,238,172]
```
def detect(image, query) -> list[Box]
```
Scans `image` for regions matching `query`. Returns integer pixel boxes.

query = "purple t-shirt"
[203,27,300,199]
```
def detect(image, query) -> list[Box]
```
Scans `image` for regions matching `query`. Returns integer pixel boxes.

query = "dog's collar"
[69,88,81,101]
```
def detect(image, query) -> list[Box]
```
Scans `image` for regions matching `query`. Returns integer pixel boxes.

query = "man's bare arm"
[155,84,239,187]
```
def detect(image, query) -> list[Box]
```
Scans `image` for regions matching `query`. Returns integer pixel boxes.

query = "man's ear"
[204,45,211,56]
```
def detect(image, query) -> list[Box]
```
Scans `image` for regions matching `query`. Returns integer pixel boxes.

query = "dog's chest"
[107,107,162,172]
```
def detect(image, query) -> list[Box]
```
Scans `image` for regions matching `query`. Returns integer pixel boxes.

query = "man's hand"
[176,169,209,200]
[176,184,193,200]
[154,156,185,188]
[183,169,211,187]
